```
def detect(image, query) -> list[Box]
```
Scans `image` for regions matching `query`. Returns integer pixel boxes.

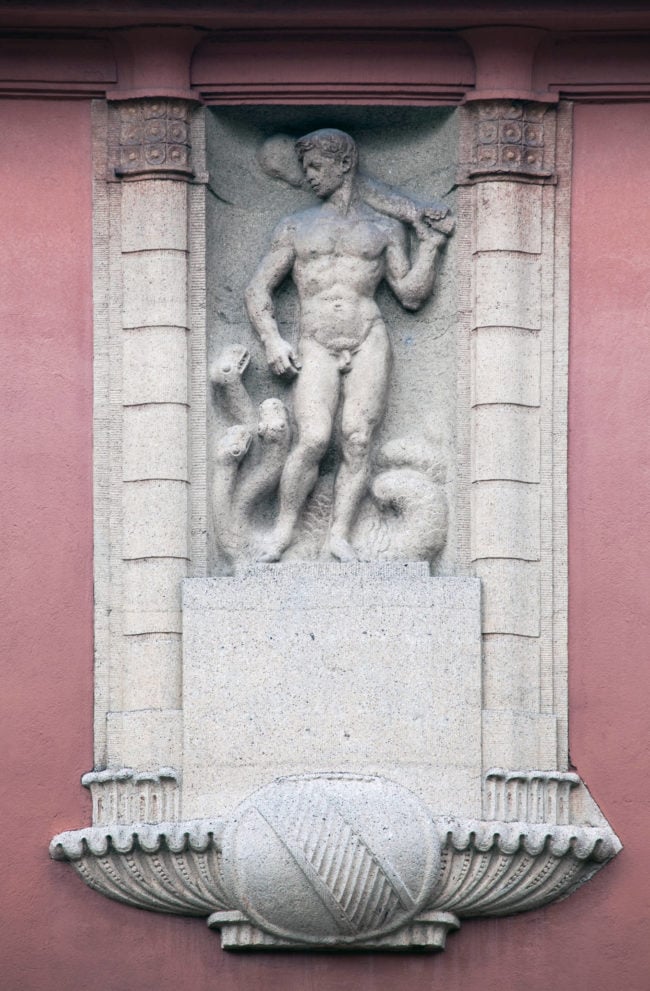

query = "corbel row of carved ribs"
[51,769,620,951]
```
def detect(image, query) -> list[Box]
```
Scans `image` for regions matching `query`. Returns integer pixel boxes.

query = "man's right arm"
[244,218,301,378]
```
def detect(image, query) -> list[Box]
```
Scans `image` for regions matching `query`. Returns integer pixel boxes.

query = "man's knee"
[296,426,331,462]
[342,427,373,464]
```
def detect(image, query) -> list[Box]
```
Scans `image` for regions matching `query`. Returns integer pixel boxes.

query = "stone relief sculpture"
[51,103,622,956]
[210,128,453,568]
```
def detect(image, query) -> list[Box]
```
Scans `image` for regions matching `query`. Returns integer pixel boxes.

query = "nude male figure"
[245,128,448,562]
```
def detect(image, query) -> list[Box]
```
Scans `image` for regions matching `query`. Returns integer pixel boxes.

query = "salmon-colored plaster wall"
[1,99,649,990]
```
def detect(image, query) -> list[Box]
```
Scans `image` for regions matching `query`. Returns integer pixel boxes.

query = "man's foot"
[256,543,283,563]
[256,531,290,563]
[327,534,358,562]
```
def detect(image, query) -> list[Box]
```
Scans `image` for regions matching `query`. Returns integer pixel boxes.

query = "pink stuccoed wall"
[1,98,649,990]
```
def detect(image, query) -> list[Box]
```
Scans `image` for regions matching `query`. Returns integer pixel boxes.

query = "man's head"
[295,128,358,198]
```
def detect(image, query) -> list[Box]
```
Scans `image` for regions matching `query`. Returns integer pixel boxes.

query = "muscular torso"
[291,205,396,352]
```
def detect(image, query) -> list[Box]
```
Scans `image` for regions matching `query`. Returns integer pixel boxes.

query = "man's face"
[301,150,351,198]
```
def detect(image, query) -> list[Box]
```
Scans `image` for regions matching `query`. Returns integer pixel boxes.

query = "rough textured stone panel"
[471,480,540,560]
[475,558,540,636]
[482,633,540,711]
[476,181,542,254]
[122,404,189,481]
[481,709,558,770]
[122,633,183,710]
[182,567,482,820]
[121,179,188,252]
[472,326,540,406]
[122,479,189,559]
[123,327,188,405]
[472,405,540,482]
[122,558,187,635]
[475,253,541,330]
[106,708,183,770]
[122,250,188,329]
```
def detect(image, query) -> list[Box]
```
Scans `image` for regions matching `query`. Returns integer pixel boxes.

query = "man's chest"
[295,214,388,262]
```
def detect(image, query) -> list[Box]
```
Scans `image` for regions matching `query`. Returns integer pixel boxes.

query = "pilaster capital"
[111,97,196,179]
[466,99,555,182]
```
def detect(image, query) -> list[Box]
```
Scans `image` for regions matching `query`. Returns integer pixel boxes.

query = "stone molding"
[113,98,194,178]
[50,809,620,951]
[92,100,206,772]
[431,817,619,918]
[467,100,553,181]
[465,99,571,771]
[483,768,580,825]
[82,768,180,826]
[209,910,460,951]
[3,28,650,103]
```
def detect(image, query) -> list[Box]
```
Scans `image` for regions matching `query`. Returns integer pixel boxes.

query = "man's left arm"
[385,222,448,311]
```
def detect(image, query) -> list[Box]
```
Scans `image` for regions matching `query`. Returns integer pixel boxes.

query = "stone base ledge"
[82,767,180,826]
[208,910,460,951]
[50,809,620,951]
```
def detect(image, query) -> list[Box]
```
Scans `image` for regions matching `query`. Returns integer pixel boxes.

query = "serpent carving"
[211,424,253,561]
[356,462,448,562]
[210,346,447,567]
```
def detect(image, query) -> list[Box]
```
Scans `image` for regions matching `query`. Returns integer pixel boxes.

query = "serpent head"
[216,424,253,463]
[209,344,251,386]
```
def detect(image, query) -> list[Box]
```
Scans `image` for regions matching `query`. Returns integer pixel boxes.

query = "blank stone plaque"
[182,564,482,819]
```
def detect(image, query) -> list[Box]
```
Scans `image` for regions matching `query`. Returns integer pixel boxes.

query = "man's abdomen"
[300,291,383,353]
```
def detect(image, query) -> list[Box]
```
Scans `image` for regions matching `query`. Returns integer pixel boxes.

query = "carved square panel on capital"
[470,101,553,180]
[114,98,194,178]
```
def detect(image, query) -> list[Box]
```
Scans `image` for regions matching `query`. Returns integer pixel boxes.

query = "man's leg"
[328,323,391,560]
[258,340,340,561]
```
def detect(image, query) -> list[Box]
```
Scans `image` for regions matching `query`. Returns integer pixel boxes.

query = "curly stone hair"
[295,128,358,169]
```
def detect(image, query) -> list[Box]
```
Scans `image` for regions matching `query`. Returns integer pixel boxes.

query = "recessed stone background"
[205,106,462,574]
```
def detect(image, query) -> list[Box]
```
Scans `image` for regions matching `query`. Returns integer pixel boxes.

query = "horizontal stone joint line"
[106,707,182,716]
[121,248,190,258]
[122,479,189,485]
[122,478,190,485]
[471,400,541,410]
[472,479,539,486]
[471,478,540,487]
[481,632,540,640]
[482,705,547,714]
[123,327,191,334]
[472,248,542,258]
[482,633,540,641]
[122,332,191,334]
[123,629,182,637]
[470,325,541,334]
[121,632,182,641]
[122,401,190,409]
